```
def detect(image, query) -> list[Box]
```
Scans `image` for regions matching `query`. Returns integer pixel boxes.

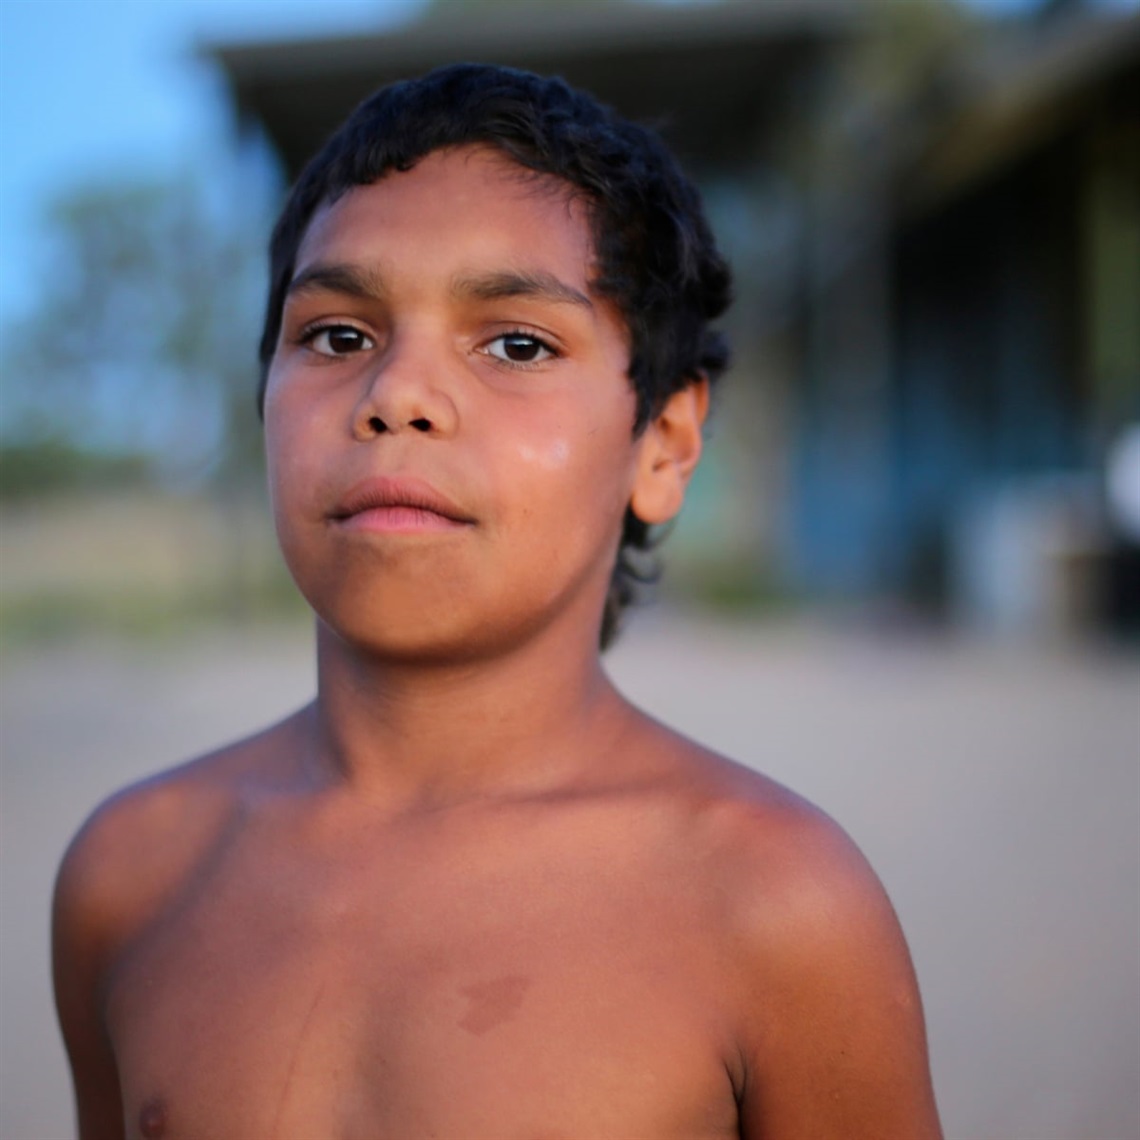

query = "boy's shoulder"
[52,710,305,968]
[54,703,893,976]
[627,715,916,1032]
[628,712,883,912]
[50,713,313,1135]
[635,717,938,1131]
[55,704,888,955]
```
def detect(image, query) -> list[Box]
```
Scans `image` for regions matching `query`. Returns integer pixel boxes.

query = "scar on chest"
[138,1096,167,1138]
[458,974,530,1035]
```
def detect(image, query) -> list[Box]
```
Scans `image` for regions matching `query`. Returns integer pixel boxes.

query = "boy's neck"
[306,618,629,810]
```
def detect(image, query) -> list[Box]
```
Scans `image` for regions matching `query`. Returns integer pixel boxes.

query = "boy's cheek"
[263,383,322,486]
[509,425,639,533]
[263,433,329,560]
[511,437,571,473]
[262,372,300,442]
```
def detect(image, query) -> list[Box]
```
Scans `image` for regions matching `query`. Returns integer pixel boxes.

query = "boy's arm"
[51,759,232,1140]
[52,811,128,1140]
[729,805,943,1139]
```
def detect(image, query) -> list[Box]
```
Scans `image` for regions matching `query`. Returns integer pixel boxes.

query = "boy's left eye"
[482,332,556,365]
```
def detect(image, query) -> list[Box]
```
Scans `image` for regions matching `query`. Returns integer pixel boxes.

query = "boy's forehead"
[295,145,596,279]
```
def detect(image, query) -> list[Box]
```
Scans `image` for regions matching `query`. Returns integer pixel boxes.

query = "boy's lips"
[331,477,475,534]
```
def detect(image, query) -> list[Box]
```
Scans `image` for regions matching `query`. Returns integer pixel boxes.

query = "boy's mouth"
[331,476,475,534]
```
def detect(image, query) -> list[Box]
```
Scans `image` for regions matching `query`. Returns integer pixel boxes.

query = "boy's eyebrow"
[285,264,593,311]
[286,263,388,302]
[452,270,593,309]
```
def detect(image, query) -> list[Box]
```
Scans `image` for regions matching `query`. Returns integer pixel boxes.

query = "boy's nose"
[351,336,459,440]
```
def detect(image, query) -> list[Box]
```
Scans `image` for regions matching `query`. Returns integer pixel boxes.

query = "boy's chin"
[307,588,596,668]
[316,608,500,667]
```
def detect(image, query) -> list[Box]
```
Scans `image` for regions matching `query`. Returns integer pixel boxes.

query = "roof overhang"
[208,0,860,175]
[901,11,1140,218]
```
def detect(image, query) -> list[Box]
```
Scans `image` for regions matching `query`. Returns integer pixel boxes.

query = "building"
[211,0,1140,631]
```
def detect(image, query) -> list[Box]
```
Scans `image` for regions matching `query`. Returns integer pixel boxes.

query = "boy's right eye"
[303,325,375,356]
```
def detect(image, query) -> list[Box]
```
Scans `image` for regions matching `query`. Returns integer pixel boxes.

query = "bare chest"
[106,820,740,1140]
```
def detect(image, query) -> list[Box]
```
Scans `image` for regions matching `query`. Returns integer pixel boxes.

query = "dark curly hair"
[258,63,732,648]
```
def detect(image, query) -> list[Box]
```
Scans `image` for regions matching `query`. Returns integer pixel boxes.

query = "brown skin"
[53,147,942,1139]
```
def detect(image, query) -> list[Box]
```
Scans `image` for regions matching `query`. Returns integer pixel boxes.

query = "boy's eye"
[483,332,555,365]
[305,325,374,356]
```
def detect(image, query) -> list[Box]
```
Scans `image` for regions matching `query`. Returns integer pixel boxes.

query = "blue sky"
[0,0,1134,331]
[0,0,424,326]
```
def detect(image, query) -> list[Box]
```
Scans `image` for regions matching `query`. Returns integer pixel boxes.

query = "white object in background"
[1106,423,1140,544]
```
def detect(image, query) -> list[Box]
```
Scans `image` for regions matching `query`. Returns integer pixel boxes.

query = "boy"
[53,65,942,1138]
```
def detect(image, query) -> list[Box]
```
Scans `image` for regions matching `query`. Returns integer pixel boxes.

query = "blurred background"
[1,1,1138,1137]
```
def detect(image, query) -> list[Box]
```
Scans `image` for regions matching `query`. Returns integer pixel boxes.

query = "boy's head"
[260,63,732,649]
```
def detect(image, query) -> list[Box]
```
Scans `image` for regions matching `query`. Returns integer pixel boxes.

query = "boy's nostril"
[369,416,388,434]
[410,418,432,433]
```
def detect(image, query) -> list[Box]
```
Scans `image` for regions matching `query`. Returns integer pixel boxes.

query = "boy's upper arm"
[725,801,943,1140]
[52,801,135,1140]
[52,767,227,1140]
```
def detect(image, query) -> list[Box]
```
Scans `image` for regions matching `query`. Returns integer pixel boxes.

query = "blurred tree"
[425,0,627,8]
[0,440,150,503]
[0,175,268,497]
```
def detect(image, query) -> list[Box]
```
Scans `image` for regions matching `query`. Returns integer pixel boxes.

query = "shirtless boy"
[53,64,942,1139]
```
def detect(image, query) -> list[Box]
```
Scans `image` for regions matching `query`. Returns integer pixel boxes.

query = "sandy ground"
[1,613,1137,1140]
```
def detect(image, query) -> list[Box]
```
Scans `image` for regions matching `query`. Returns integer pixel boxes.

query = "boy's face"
[264,145,667,659]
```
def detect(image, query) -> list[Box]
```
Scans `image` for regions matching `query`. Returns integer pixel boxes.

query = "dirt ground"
[2,613,1137,1140]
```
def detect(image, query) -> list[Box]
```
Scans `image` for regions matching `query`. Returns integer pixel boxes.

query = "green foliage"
[851,0,973,102]
[0,441,150,502]
[0,175,270,490]
[679,558,795,616]
[424,0,627,9]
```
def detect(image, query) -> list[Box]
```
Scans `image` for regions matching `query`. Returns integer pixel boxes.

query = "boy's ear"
[629,377,709,526]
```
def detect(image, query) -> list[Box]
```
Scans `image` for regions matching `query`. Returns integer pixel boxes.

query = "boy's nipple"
[139,1096,167,1138]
